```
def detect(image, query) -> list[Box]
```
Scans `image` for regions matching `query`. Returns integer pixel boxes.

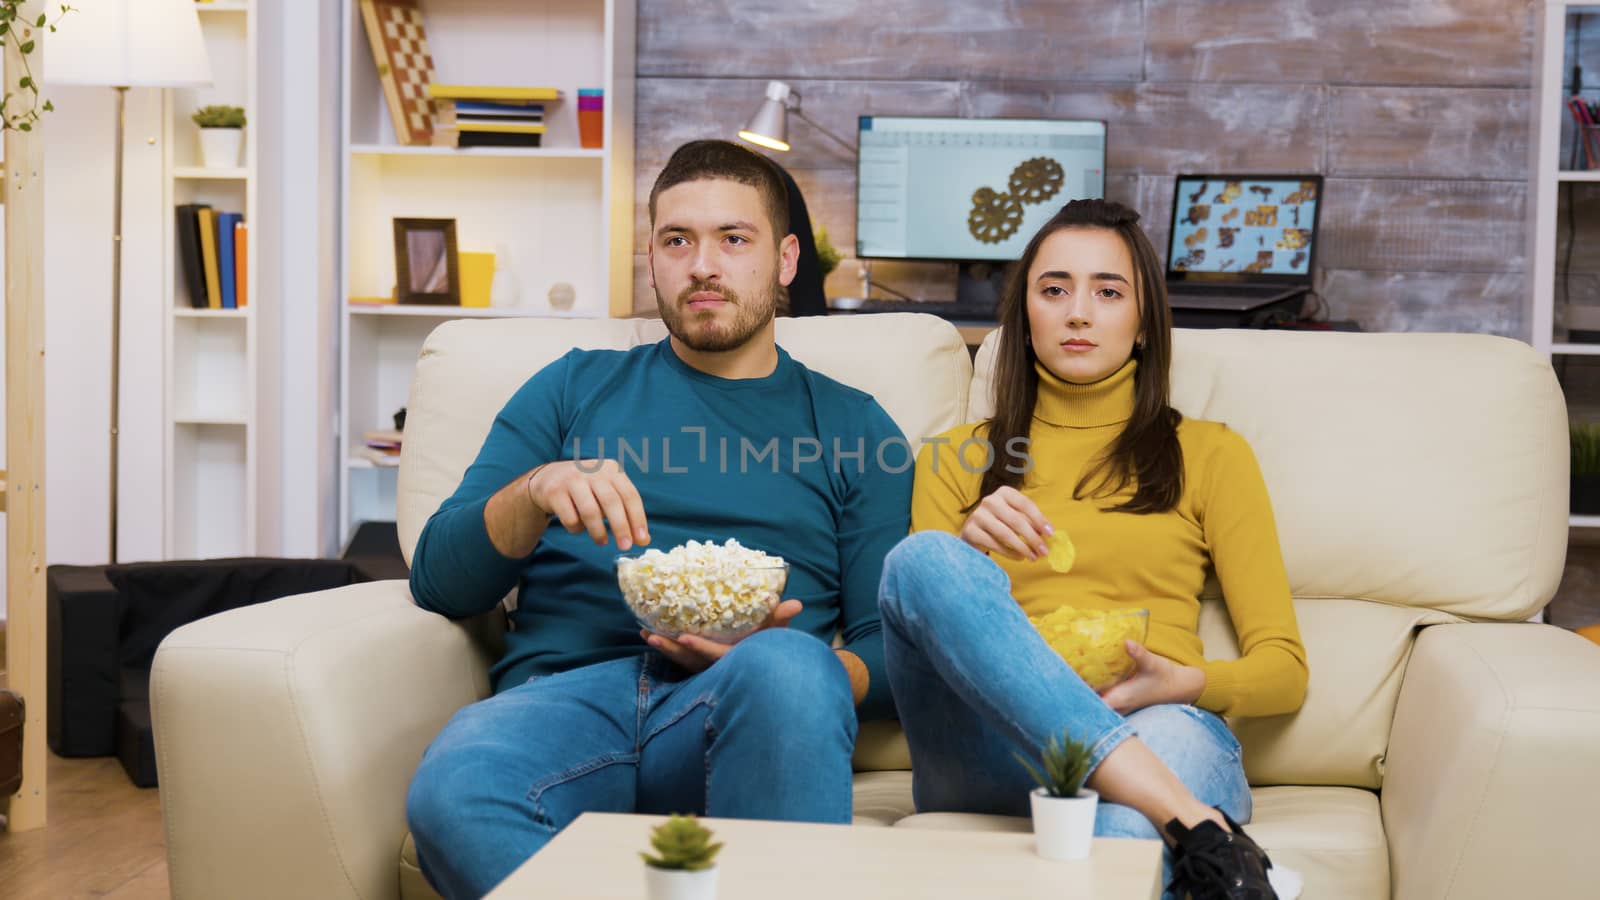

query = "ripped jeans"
[879,531,1250,895]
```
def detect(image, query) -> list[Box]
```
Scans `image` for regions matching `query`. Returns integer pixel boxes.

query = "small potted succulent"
[1573,422,1600,515]
[192,104,246,169]
[640,814,722,900]
[1017,728,1097,861]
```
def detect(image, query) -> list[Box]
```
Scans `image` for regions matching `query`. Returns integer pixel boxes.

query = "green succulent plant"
[640,814,723,871]
[1015,728,1093,799]
[192,104,246,129]
[1574,422,1600,477]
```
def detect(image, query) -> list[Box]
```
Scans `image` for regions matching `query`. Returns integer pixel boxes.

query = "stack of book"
[176,204,248,309]
[427,84,560,148]
[359,428,403,467]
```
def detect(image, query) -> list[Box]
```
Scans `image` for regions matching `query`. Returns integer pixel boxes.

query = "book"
[451,100,546,115]
[234,219,248,308]
[452,121,546,134]
[196,207,222,309]
[357,445,402,467]
[427,84,562,102]
[216,212,242,309]
[432,100,545,128]
[175,204,210,308]
[432,127,544,149]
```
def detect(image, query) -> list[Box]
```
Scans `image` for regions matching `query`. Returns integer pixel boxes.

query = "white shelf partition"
[337,0,636,545]
[162,1,259,557]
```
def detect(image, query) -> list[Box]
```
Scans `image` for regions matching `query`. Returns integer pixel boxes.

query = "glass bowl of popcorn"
[1030,607,1150,691]
[616,539,789,643]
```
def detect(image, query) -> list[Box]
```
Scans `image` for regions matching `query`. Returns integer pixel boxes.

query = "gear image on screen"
[1168,178,1319,276]
[856,117,1106,261]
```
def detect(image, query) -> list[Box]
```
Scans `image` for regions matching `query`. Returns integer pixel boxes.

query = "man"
[405,140,911,899]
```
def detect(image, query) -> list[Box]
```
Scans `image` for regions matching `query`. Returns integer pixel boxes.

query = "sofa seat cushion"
[851,769,916,827]
[400,832,442,900]
[895,785,1389,899]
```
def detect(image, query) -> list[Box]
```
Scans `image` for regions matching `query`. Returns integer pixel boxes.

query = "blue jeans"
[879,532,1251,890]
[406,628,857,899]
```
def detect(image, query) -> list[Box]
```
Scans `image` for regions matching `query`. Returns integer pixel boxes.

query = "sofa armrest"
[152,580,496,900]
[1382,622,1600,900]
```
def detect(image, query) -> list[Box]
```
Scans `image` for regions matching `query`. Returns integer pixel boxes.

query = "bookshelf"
[162,1,259,557]
[338,0,636,546]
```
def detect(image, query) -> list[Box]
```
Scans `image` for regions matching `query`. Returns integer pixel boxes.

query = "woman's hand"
[1097,641,1206,715]
[959,486,1053,562]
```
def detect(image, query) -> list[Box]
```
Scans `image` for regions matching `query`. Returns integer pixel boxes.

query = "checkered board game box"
[359,0,436,146]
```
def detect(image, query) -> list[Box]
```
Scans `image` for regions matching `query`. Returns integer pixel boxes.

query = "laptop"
[1163,174,1324,313]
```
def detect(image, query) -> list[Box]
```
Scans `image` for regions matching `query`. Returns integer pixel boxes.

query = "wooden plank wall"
[631,0,1539,336]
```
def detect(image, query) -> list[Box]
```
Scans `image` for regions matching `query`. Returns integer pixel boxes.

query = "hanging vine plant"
[0,3,75,132]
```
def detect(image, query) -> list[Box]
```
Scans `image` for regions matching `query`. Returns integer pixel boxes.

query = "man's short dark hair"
[648,140,791,240]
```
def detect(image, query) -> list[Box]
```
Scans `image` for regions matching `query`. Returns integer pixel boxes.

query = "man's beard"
[656,276,779,353]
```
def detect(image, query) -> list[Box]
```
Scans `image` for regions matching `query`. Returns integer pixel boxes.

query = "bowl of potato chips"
[1030,607,1150,690]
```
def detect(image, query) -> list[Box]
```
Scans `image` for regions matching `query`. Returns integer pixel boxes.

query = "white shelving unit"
[338,0,636,546]
[161,1,259,558]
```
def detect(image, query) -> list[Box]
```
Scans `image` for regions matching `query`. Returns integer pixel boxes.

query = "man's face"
[649,178,797,353]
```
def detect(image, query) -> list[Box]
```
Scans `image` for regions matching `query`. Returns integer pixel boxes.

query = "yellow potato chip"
[1045,531,1076,573]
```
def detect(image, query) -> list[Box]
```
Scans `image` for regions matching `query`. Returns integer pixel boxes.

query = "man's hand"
[642,599,803,674]
[530,459,650,551]
[1097,641,1206,715]
[959,486,1053,562]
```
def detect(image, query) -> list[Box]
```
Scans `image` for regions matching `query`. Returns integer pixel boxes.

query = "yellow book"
[427,85,562,102]
[453,121,548,135]
[197,207,222,309]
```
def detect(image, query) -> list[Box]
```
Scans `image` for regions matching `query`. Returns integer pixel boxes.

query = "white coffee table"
[485,812,1164,899]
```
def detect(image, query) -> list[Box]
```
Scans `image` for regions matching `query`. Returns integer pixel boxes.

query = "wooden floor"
[1,633,171,898]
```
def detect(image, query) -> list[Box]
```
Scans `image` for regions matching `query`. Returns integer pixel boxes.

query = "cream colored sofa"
[152,315,1600,900]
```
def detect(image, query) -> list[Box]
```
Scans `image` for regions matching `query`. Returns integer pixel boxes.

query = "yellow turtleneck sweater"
[911,359,1308,718]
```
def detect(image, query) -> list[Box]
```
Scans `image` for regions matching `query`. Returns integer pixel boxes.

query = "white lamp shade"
[45,0,211,88]
[738,80,795,151]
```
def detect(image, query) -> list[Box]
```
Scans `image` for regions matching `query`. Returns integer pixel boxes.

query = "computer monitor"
[854,116,1107,263]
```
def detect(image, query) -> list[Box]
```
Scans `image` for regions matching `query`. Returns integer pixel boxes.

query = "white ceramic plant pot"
[198,127,243,169]
[1030,787,1098,861]
[644,865,718,900]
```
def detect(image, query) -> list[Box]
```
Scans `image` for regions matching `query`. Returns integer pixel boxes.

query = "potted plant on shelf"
[813,219,842,279]
[1572,422,1600,515]
[640,814,722,900]
[1017,728,1097,861]
[192,104,245,169]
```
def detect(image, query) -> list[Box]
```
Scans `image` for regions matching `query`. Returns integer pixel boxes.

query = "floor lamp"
[44,0,211,562]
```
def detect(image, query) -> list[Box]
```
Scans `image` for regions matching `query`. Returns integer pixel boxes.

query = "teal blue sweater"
[409,340,911,720]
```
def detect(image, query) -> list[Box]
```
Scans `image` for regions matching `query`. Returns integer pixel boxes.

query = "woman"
[878,199,1308,900]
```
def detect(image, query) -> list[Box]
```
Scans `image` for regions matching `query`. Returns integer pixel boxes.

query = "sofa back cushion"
[398,313,973,561]
[964,328,1567,787]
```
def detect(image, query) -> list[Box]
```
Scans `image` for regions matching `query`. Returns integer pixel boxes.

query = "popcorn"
[1031,607,1149,690]
[616,539,788,642]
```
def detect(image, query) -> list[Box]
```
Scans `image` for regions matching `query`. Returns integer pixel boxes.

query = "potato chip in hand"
[1045,531,1076,573]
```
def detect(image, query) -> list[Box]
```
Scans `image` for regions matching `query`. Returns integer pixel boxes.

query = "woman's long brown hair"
[967,198,1183,515]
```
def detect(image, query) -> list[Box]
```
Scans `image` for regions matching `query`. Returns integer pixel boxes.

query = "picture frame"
[393,217,460,305]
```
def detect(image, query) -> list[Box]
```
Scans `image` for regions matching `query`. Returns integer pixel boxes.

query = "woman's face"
[1025,226,1142,385]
